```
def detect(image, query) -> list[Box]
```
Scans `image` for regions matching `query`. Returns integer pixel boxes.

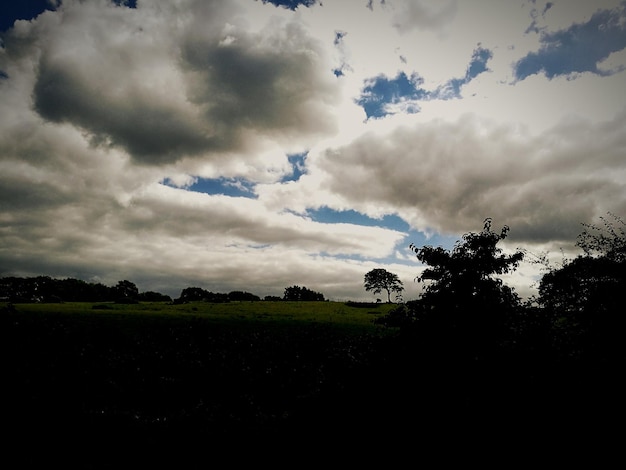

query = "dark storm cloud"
[0,176,73,211]
[23,0,337,165]
[33,57,213,164]
[180,18,337,148]
[22,1,214,164]
[515,3,626,79]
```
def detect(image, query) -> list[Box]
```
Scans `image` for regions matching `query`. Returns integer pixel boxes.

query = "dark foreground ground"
[2,307,624,467]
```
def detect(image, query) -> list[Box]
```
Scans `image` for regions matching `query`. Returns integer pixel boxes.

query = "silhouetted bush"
[264,295,282,301]
[138,291,172,302]
[228,291,260,301]
[538,213,626,362]
[283,285,325,301]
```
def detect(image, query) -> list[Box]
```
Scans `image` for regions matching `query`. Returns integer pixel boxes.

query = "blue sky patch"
[307,206,459,275]
[0,0,137,32]
[357,46,493,119]
[281,152,308,182]
[113,0,137,7]
[432,46,493,99]
[188,177,256,198]
[0,0,54,32]
[332,31,350,77]
[466,46,493,80]
[307,207,409,230]
[307,207,459,267]
[515,4,626,80]
[307,206,456,252]
[259,0,319,10]
[356,71,427,119]
[162,177,257,198]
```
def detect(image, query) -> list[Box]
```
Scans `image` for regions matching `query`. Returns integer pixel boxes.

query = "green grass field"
[3,299,398,332]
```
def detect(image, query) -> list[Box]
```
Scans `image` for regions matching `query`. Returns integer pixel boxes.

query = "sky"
[1,0,625,302]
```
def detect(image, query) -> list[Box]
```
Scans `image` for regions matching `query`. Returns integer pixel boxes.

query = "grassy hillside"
[5,299,397,331]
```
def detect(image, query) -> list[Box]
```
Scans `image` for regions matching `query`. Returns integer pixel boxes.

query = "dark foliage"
[114,279,139,303]
[283,285,325,301]
[376,219,525,356]
[174,288,262,303]
[411,218,524,313]
[138,291,172,302]
[228,290,261,301]
[370,216,626,454]
[0,275,115,302]
[538,213,626,362]
[0,276,173,304]
[174,287,229,303]
[264,295,283,301]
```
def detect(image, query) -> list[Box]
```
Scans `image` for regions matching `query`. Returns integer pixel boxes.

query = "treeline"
[0,276,171,304]
[0,276,326,304]
[175,284,325,303]
[375,215,626,365]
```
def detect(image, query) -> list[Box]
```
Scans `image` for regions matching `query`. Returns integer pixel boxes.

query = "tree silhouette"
[576,211,626,261]
[363,268,404,303]
[378,219,524,354]
[538,213,626,361]
[114,279,139,303]
[412,218,523,313]
[283,285,325,301]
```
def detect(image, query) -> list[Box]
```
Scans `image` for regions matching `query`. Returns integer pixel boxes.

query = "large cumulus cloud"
[312,110,626,247]
[18,0,339,165]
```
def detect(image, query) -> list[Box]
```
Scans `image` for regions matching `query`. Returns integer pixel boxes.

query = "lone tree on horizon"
[364,268,404,303]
